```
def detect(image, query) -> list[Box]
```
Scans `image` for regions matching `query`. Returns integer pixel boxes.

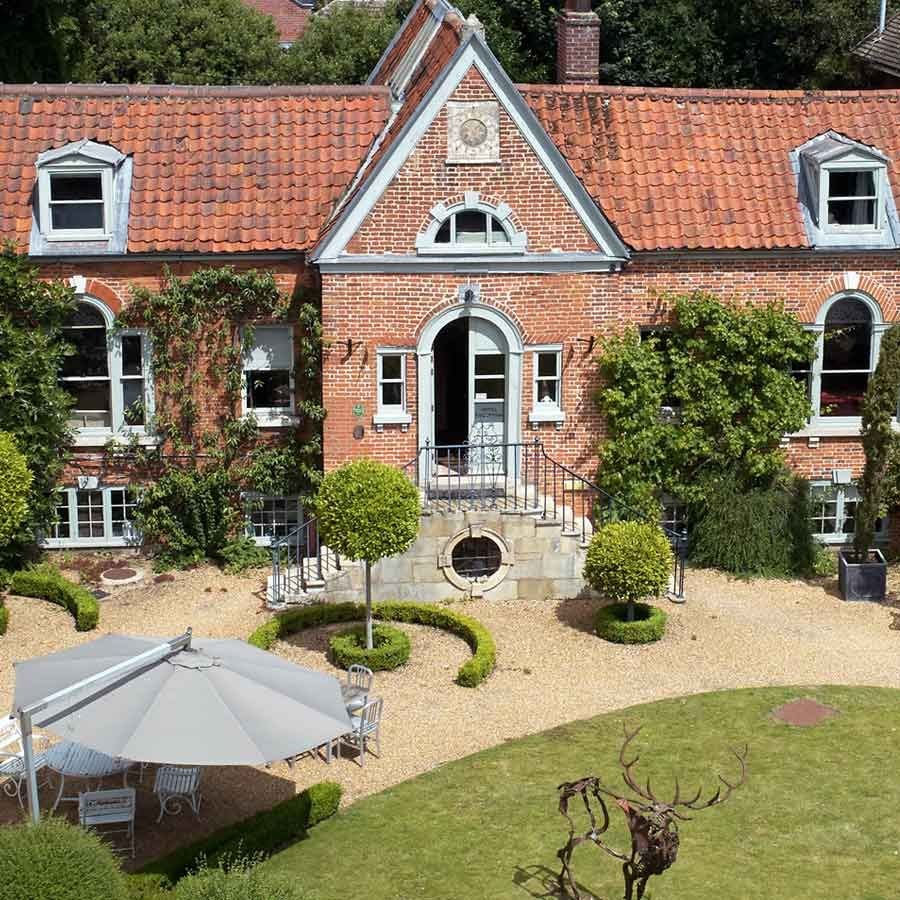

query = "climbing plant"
[595,291,816,516]
[115,267,324,564]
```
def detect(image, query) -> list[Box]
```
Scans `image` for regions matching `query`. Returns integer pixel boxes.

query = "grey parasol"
[13,631,352,767]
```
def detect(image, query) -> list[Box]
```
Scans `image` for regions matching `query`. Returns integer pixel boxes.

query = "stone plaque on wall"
[446,101,500,164]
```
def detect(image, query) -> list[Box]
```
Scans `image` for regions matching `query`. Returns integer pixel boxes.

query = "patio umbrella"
[12,631,353,767]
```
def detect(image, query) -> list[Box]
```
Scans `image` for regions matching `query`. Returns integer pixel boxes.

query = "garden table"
[45,740,133,813]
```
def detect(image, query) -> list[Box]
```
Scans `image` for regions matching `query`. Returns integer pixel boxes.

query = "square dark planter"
[838,549,887,602]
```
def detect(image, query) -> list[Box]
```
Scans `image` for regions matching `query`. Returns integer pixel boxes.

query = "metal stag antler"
[556,724,748,900]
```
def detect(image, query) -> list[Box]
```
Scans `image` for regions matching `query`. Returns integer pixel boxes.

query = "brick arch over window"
[415,192,527,253]
[800,273,897,322]
[413,291,528,348]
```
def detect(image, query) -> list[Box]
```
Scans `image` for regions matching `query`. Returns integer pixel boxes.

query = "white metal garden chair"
[341,664,374,713]
[153,765,202,823]
[78,787,136,858]
[338,696,383,768]
[0,716,50,808]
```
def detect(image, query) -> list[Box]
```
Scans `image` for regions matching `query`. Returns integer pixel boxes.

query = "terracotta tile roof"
[853,13,900,80]
[521,84,900,251]
[370,0,432,86]
[243,0,311,43]
[0,84,391,254]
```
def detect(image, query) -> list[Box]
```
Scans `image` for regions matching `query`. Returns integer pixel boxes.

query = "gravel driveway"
[1,563,899,867]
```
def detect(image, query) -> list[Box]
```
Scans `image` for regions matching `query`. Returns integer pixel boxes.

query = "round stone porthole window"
[440,527,513,594]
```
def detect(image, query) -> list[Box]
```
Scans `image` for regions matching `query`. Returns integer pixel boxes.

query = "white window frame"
[416,195,527,256]
[62,297,153,444]
[528,345,565,427]
[241,325,296,427]
[820,162,884,234]
[809,481,888,545]
[39,164,114,241]
[43,485,140,548]
[244,494,304,546]
[660,494,688,536]
[374,348,412,429]
[799,293,890,432]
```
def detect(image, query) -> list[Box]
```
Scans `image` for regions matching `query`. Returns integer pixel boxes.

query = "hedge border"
[137,781,341,885]
[9,565,99,631]
[0,601,7,636]
[329,623,411,671]
[249,600,496,688]
[594,602,667,644]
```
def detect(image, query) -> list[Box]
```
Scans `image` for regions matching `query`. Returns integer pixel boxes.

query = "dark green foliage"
[595,0,876,89]
[281,1,411,84]
[0,431,32,550]
[0,817,130,900]
[596,292,815,513]
[140,782,341,884]
[217,535,271,575]
[689,473,815,577]
[10,564,99,630]
[0,600,8,635]
[812,543,837,578]
[173,863,308,900]
[594,601,667,644]
[0,249,76,561]
[584,521,673,623]
[329,623,411,671]
[134,469,236,571]
[247,600,496,687]
[855,326,900,561]
[70,0,282,85]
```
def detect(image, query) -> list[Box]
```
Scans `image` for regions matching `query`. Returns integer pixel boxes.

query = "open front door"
[468,318,506,474]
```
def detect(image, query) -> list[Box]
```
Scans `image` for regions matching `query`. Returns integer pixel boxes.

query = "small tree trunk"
[626,600,635,622]
[365,560,374,650]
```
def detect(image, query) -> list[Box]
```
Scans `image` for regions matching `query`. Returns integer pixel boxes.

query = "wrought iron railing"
[269,515,341,606]
[403,438,687,600]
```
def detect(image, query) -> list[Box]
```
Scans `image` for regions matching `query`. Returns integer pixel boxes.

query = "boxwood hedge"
[594,601,667,644]
[248,600,496,688]
[10,564,99,631]
[329,623,411,671]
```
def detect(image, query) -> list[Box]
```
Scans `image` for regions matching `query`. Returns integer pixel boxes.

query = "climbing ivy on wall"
[114,266,324,496]
[594,291,817,516]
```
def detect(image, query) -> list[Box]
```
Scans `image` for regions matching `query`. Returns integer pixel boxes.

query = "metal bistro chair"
[342,664,374,714]
[153,765,202,823]
[79,788,136,858]
[338,697,383,768]
[0,716,50,808]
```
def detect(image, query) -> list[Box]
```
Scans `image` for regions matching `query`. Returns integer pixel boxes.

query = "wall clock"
[447,101,500,164]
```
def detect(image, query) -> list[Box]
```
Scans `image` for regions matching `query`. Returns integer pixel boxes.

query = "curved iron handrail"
[269,514,341,606]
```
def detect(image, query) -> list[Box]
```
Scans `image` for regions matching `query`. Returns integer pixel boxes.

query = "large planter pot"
[838,549,887,602]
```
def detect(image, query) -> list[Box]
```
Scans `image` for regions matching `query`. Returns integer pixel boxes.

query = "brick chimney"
[556,0,600,84]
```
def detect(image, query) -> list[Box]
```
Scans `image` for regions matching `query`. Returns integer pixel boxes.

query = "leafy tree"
[855,325,900,561]
[314,459,420,648]
[281,1,411,85]
[71,0,283,85]
[595,0,877,89]
[595,291,816,515]
[0,248,75,561]
[0,432,33,550]
[0,0,82,82]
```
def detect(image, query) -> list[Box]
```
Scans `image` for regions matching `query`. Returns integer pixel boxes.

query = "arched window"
[416,195,527,254]
[60,299,151,434]
[803,293,885,421]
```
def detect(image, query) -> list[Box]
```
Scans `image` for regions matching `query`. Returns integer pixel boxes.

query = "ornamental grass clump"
[314,459,420,649]
[584,521,673,644]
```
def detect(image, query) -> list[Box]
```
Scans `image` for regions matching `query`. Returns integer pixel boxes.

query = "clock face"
[460,118,488,148]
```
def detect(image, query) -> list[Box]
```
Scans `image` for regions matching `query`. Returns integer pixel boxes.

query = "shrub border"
[137,781,341,885]
[9,566,99,631]
[329,623,411,671]
[594,602,667,644]
[248,601,496,688]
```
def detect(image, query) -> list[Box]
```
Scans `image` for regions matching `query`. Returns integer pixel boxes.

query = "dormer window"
[795,132,897,248]
[34,139,130,250]
[824,168,881,230]
[416,193,527,255]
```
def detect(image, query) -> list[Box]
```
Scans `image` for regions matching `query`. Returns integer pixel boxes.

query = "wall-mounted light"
[458,283,480,304]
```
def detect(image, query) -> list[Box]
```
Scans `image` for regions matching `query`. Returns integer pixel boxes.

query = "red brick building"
[4,0,900,550]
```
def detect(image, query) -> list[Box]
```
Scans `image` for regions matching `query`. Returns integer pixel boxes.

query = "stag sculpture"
[557,724,748,900]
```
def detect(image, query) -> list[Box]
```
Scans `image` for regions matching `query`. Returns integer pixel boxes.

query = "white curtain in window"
[244,327,292,370]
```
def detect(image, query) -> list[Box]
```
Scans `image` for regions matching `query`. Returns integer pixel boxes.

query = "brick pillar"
[556,0,600,85]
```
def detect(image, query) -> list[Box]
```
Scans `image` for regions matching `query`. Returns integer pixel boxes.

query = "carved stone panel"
[447,101,500,164]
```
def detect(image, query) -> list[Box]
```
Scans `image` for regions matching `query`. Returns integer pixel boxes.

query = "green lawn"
[265,686,900,900]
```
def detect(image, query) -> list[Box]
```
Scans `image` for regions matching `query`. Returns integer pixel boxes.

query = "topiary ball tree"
[0,818,130,900]
[315,459,420,649]
[583,521,673,628]
[0,431,32,552]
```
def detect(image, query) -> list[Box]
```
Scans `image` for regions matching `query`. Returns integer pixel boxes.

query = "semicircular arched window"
[416,195,526,255]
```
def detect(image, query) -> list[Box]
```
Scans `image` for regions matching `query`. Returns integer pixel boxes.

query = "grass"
[264,686,900,900]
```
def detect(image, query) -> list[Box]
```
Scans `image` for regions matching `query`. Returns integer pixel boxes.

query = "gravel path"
[1,563,899,868]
